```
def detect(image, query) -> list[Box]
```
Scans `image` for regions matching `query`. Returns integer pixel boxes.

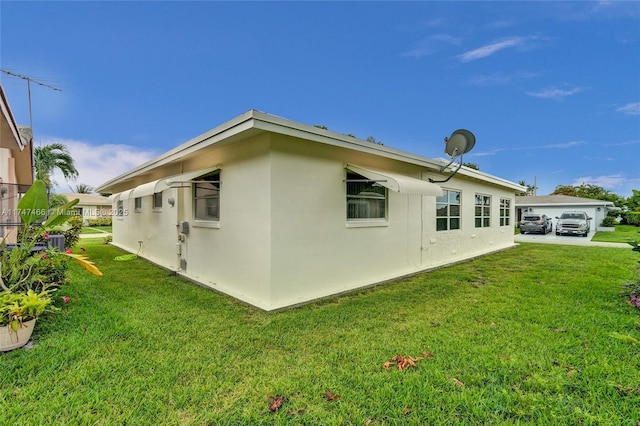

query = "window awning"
[346,164,443,196]
[131,166,220,198]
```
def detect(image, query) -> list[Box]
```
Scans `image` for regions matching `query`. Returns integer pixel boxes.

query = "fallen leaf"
[451,378,465,387]
[286,408,305,415]
[402,407,412,415]
[423,351,434,358]
[324,390,341,401]
[567,369,577,378]
[383,361,393,370]
[269,395,285,412]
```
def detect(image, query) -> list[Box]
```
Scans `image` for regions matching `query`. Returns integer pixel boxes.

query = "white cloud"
[616,102,640,115]
[458,37,523,62]
[401,34,460,58]
[571,174,626,190]
[466,70,539,86]
[44,137,157,193]
[542,141,585,149]
[526,86,585,100]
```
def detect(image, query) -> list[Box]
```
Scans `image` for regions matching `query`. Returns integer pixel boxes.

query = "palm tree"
[73,184,94,194]
[34,143,78,189]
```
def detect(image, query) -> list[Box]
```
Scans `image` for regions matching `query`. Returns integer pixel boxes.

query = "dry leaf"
[286,408,305,415]
[324,390,341,401]
[402,407,412,415]
[269,395,285,412]
[451,378,465,387]
[423,351,434,358]
[567,369,577,378]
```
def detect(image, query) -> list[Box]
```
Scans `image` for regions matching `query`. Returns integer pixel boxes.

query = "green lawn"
[1,241,639,424]
[79,225,112,234]
[592,224,640,243]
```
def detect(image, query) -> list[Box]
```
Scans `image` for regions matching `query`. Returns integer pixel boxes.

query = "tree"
[517,180,537,196]
[72,184,94,194]
[34,143,78,189]
[552,183,626,207]
[462,162,479,170]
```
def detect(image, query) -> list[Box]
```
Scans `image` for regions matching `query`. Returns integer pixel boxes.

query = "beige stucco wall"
[111,132,517,311]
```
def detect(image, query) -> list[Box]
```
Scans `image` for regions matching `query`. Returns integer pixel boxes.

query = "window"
[194,171,220,221]
[153,192,162,209]
[134,197,142,212]
[475,194,491,228]
[116,200,124,217]
[436,189,461,231]
[346,171,387,220]
[500,198,511,226]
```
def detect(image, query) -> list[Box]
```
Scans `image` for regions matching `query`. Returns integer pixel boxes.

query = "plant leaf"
[324,390,341,401]
[43,199,80,228]
[269,395,285,412]
[17,180,48,226]
[64,253,103,276]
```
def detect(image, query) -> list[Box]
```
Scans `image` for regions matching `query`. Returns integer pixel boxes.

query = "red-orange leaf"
[324,390,341,401]
[269,395,285,412]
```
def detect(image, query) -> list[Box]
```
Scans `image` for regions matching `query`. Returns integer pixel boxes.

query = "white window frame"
[436,189,461,231]
[475,194,491,228]
[346,171,388,224]
[500,198,511,226]
[193,171,220,223]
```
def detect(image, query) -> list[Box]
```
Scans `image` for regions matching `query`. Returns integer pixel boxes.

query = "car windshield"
[523,216,541,221]
[561,213,584,220]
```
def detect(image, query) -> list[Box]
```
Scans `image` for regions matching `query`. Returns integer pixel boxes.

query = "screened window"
[500,198,511,226]
[153,192,162,209]
[475,194,491,228]
[116,200,124,217]
[346,171,387,220]
[134,197,142,212]
[194,171,220,221]
[436,189,461,231]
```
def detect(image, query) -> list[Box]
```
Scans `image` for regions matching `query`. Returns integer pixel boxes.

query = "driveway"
[515,231,630,248]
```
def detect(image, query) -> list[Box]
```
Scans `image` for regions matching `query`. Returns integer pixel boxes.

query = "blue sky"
[1,1,638,196]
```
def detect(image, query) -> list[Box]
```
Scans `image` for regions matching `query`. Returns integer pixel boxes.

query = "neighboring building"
[516,194,616,231]
[59,193,112,223]
[0,83,33,243]
[97,110,524,311]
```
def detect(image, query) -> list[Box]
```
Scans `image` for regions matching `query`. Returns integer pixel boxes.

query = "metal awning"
[131,166,220,198]
[346,164,443,196]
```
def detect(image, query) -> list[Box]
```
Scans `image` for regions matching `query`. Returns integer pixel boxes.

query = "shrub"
[600,216,616,227]
[62,215,83,249]
[624,211,640,226]
[87,217,112,227]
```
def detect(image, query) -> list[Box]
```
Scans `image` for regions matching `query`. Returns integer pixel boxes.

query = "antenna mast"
[0,69,62,132]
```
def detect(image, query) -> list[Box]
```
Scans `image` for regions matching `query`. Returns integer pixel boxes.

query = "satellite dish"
[429,129,477,184]
[444,129,476,158]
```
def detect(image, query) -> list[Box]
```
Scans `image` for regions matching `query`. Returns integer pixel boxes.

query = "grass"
[592,224,640,244]
[1,240,639,425]
[79,225,112,234]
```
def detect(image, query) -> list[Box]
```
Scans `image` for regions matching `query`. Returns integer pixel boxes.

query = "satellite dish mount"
[429,129,476,183]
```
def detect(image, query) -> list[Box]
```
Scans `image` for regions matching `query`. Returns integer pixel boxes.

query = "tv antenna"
[0,69,62,133]
[429,129,476,183]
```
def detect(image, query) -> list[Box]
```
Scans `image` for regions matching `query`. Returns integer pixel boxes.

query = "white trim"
[130,166,221,198]
[346,164,443,196]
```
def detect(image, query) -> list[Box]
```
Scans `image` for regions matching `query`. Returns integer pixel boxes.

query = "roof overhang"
[346,164,443,196]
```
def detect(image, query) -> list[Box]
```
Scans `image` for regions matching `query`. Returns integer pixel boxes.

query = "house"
[0,83,33,243]
[97,110,524,311]
[59,193,112,224]
[515,195,616,231]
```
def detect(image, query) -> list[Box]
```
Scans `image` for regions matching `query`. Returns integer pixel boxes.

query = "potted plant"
[0,289,55,351]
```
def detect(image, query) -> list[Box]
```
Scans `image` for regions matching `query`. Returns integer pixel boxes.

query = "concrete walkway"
[515,231,631,248]
[79,232,112,239]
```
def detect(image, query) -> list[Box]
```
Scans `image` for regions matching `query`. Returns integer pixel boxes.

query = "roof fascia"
[0,84,24,151]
